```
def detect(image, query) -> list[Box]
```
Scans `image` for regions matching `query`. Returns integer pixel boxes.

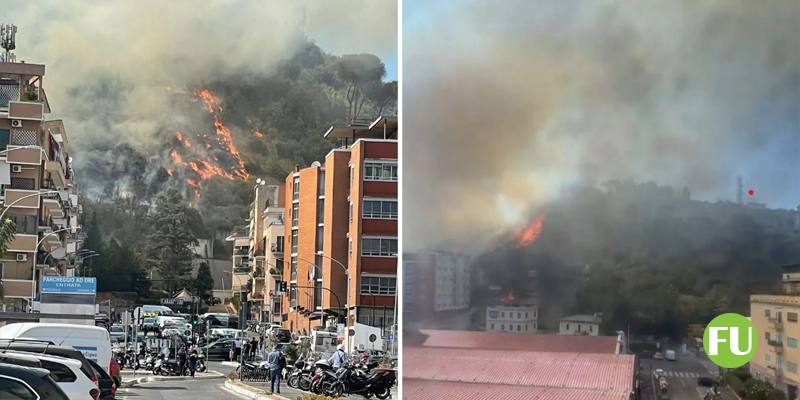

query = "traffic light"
[279,281,288,292]
[192,314,200,325]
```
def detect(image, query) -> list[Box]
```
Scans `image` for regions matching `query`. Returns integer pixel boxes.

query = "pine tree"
[145,189,201,294]
[195,262,214,302]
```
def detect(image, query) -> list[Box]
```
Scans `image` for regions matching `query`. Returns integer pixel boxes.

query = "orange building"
[283,116,398,343]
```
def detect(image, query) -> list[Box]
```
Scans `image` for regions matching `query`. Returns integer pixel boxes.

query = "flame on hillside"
[516,213,545,247]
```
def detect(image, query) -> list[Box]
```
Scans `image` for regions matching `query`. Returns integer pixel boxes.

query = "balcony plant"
[24,90,38,101]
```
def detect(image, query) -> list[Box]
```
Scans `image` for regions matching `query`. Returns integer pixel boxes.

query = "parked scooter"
[330,364,396,399]
[153,354,185,376]
[310,359,339,396]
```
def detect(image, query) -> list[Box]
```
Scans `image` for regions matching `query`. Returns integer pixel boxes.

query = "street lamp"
[294,254,351,351]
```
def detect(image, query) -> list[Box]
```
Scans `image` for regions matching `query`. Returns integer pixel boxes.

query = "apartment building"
[0,61,80,312]
[403,251,472,330]
[486,304,538,334]
[559,314,602,336]
[751,264,800,400]
[283,116,397,341]
[245,183,284,324]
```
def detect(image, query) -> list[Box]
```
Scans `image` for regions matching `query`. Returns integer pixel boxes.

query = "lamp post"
[291,254,352,350]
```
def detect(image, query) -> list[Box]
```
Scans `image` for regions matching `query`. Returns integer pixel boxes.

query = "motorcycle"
[330,365,396,399]
[236,360,270,380]
[309,359,339,396]
[195,353,207,373]
[153,355,186,376]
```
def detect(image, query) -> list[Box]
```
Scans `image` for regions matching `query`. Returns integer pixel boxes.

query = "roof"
[561,314,603,324]
[404,379,632,400]
[404,347,635,392]
[420,329,619,353]
[323,115,398,139]
[0,62,45,76]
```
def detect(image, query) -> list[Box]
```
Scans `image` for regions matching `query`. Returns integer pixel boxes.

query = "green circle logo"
[703,313,757,368]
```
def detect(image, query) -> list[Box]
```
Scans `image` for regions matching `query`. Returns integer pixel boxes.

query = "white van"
[665,350,676,361]
[0,323,112,373]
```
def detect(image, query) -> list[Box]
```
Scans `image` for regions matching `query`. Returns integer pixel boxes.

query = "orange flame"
[186,178,200,187]
[517,213,545,247]
[193,88,223,114]
[175,131,192,148]
[213,117,249,179]
[166,169,174,177]
[169,150,183,165]
[499,290,516,304]
[254,130,264,138]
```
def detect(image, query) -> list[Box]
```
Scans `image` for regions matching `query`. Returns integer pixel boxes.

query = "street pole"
[295,254,350,352]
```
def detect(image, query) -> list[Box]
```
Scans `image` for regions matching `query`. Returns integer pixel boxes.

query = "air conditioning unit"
[10,165,22,173]
[10,119,22,128]
[15,253,27,262]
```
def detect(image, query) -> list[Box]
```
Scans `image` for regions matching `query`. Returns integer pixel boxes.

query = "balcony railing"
[10,177,35,190]
[769,340,784,353]
[772,319,784,330]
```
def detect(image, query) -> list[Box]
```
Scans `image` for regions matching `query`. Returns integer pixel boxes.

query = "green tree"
[0,217,16,258]
[145,189,201,294]
[194,262,214,302]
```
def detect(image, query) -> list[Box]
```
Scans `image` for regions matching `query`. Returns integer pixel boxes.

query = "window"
[292,176,299,200]
[360,275,397,295]
[361,237,398,257]
[314,281,322,309]
[292,204,299,227]
[790,362,798,374]
[42,360,76,382]
[275,236,284,253]
[291,230,298,253]
[501,324,505,331]
[315,255,323,279]
[517,312,521,319]
[316,226,324,252]
[290,284,297,307]
[290,257,297,281]
[348,238,352,260]
[318,171,325,194]
[765,309,771,318]
[566,323,570,330]
[517,324,521,332]
[789,337,798,348]
[349,202,353,222]
[766,332,771,341]
[362,199,398,219]
[317,199,324,224]
[363,161,398,182]
[0,129,9,152]
[765,353,771,362]
[789,312,798,322]
[10,215,37,235]
[0,377,36,400]
[490,323,494,330]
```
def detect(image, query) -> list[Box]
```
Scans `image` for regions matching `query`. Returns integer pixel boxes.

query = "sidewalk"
[223,379,291,400]
[120,370,225,388]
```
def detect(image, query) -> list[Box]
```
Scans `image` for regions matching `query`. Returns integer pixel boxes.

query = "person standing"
[188,346,198,378]
[328,344,346,369]
[242,340,251,362]
[234,336,243,362]
[266,346,282,395]
[177,346,187,376]
[250,337,258,361]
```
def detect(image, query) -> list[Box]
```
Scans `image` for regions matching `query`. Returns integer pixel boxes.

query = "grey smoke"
[404,0,800,250]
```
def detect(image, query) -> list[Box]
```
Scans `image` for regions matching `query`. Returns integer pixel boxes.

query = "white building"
[486,304,538,334]
[433,251,471,311]
[559,314,602,336]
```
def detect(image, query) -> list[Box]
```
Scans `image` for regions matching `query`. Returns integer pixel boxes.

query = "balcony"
[233,247,249,256]
[45,158,69,190]
[768,340,784,353]
[0,279,34,298]
[6,146,42,165]
[772,319,784,331]
[4,189,39,209]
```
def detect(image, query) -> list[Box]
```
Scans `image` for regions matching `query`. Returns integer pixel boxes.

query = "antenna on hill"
[0,24,17,63]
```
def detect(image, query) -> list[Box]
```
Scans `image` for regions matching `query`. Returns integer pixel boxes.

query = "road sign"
[160,298,184,306]
[133,307,144,325]
[41,276,96,295]
[348,328,355,337]
[369,334,377,343]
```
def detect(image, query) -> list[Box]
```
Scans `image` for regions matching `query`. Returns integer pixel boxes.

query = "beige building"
[559,314,602,336]
[750,264,800,400]
[0,60,80,312]
[486,304,538,334]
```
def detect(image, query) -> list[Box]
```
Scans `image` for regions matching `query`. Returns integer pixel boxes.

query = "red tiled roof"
[420,329,620,353]
[404,347,635,392]
[404,379,631,400]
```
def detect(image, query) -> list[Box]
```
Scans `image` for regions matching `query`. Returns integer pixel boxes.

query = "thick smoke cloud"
[0,0,396,197]
[404,0,800,250]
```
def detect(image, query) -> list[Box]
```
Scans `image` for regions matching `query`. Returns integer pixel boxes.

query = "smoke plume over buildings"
[404,0,800,250]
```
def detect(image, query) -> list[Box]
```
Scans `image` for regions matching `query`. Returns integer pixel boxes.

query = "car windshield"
[111,326,123,332]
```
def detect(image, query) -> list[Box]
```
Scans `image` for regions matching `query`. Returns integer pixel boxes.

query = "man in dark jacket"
[188,346,198,378]
[177,346,187,376]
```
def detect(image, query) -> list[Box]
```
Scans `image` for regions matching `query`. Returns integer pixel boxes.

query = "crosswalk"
[659,370,700,378]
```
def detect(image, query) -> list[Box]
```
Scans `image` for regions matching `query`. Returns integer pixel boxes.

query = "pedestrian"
[234,336,243,361]
[266,346,282,395]
[188,346,198,378]
[242,340,251,362]
[177,346,187,376]
[328,344,346,369]
[250,337,258,361]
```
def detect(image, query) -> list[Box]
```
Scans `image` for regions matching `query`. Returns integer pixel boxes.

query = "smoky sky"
[0,0,396,196]
[403,0,800,250]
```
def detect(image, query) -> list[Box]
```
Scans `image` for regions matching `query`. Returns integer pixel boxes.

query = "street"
[639,351,733,400]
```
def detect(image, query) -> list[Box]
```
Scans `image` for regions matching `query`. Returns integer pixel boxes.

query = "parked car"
[0,349,100,400]
[109,324,125,343]
[654,352,664,360]
[0,339,99,385]
[0,323,113,374]
[202,339,235,360]
[0,363,70,400]
[88,359,116,399]
[665,350,676,361]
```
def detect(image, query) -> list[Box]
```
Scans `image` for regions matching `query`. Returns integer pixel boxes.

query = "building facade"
[283,116,398,344]
[559,314,602,336]
[486,304,538,334]
[0,61,81,312]
[403,251,472,330]
[751,264,800,400]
